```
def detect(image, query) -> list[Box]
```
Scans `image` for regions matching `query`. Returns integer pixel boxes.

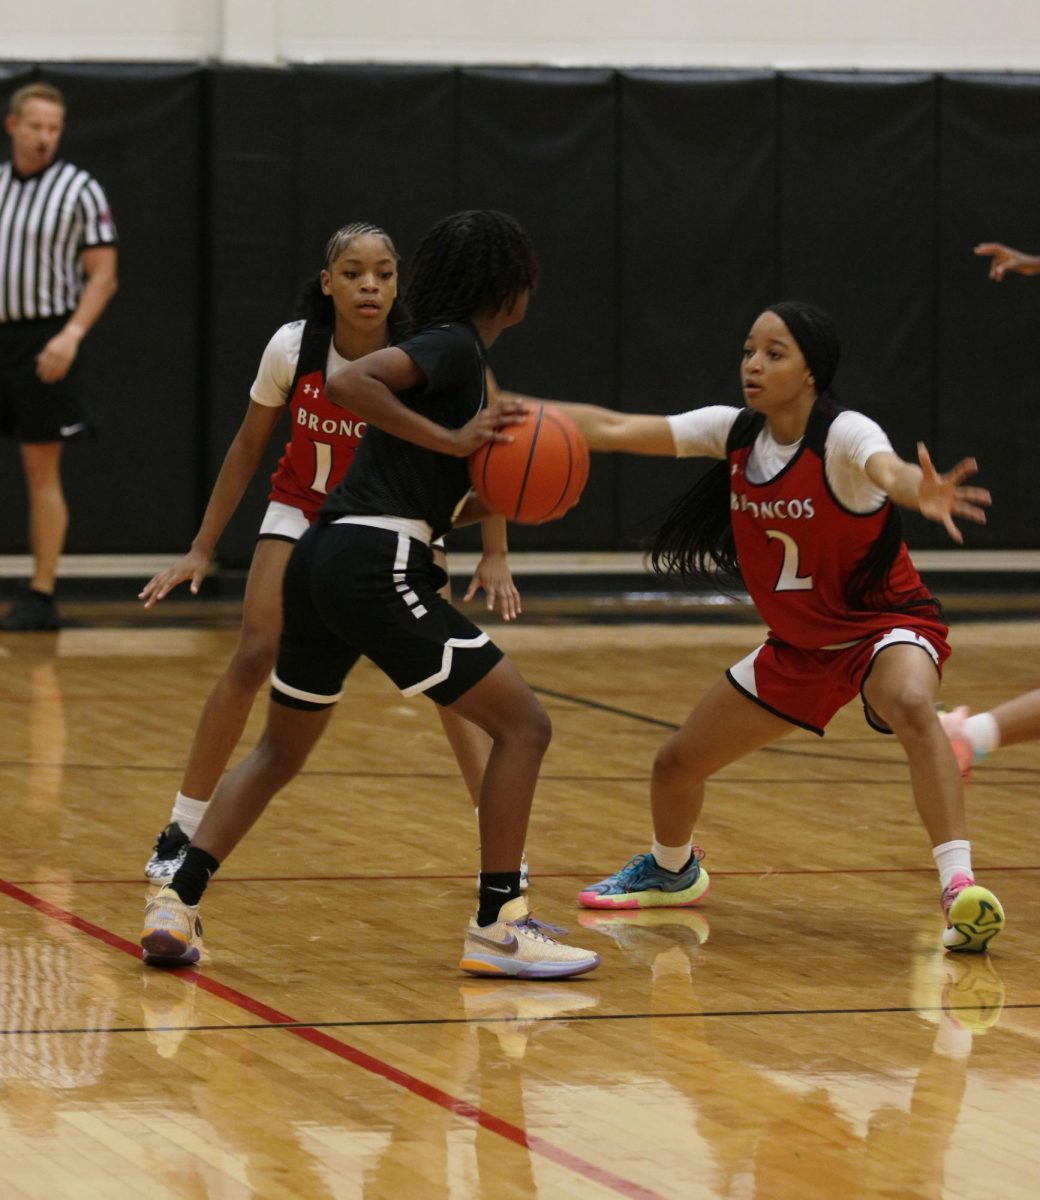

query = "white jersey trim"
[668,405,893,514]
[249,320,351,408]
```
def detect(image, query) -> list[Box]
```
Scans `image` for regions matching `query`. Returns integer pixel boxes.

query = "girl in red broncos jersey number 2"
[558,301,1001,953]
[138,223,520,884]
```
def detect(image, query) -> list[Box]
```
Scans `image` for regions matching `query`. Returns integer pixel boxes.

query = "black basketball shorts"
[0,317,93,443]
[272,519,504,710]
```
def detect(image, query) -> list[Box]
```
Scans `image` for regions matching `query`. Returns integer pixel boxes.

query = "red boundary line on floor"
[0,875,665,1200]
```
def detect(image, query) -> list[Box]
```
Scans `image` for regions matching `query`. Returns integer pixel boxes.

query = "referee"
[1,82,118,631]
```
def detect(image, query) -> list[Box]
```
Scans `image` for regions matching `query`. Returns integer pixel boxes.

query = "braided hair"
[294,222,404,331]
[403,210,539,333]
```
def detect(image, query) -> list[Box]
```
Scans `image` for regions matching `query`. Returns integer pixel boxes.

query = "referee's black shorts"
[0,317,94,443]
[272,519,504,711]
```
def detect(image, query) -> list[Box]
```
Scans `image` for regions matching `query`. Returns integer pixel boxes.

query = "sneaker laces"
[512,913,568,941]
[613,853,655,883]
[617,846,706,880]
[941,873,975,918]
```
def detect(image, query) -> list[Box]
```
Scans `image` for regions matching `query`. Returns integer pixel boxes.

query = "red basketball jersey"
[268,320,367,521]
[728,404,945,649]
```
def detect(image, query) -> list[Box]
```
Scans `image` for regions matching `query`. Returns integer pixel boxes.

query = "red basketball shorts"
[726,626,951,736]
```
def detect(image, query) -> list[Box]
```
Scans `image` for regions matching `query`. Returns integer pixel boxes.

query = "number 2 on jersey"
[765,529,813,592]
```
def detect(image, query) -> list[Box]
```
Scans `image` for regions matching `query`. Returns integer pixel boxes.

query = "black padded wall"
[2,64,1039,559]
[616,70,777,550]
[205,66,298,562]
[938,74,1040,549]
[453,67,617,550]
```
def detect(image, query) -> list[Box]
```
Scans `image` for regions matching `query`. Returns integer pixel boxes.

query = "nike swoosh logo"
[59,422,85,437]
[467,929,520,954]
[486,885,511,893]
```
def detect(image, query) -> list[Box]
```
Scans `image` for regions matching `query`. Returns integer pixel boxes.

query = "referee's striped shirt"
[0,158,117,323]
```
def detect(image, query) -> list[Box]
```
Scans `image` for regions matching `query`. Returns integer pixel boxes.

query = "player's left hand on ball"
[454,400,529,456]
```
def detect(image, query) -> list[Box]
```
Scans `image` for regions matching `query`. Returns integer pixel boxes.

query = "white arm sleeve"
[825,410,894,512]
[666,406,741,459]
[249,322,304,408]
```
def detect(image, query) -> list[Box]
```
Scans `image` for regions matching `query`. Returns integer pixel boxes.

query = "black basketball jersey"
[320,320,487,539]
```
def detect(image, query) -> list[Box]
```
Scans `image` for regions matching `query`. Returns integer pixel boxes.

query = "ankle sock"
[171,792,209,839]
[169,846,220,906]
[932,839,973,892]
[652,838,693,873]
[476,870,522,926]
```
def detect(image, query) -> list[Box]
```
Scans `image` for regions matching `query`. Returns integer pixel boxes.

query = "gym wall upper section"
[1,63,1037,556]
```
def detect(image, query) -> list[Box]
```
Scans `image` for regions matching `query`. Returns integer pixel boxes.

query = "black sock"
[477,870,523,927]
[169,846,220,906]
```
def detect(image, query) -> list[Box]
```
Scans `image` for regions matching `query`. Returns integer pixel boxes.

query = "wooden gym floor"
[0,599,1037,1198]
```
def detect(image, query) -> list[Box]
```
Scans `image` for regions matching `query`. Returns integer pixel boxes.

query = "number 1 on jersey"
[310,439,333,493]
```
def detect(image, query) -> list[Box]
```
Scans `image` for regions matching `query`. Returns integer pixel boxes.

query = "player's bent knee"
[878,686,940,736]
[523,705,553,753]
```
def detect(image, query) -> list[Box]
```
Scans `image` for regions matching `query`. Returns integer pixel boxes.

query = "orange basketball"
[469,402,590,524]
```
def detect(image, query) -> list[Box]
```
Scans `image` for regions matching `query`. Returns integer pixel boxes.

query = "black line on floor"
[5,1000,1038,1038]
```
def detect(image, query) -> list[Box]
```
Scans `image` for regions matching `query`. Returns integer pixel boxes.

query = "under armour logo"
[303,383,320,398]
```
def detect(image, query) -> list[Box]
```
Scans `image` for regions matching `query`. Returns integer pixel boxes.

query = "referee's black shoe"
[0,587,60,631]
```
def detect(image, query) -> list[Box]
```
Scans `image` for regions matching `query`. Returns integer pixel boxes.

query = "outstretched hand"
[452,396,531,457]
[974,242,1027,282]
[138,547,210,607]
[915,442,991,544]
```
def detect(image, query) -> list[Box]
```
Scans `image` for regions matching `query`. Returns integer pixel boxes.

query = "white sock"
[932,839,973,891]
[962,712,1000,756]
[934,1019,974,1060]
[652,838,692,873]
[171,792,209,839]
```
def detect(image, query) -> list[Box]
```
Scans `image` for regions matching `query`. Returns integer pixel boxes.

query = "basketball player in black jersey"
[141,210,599,980]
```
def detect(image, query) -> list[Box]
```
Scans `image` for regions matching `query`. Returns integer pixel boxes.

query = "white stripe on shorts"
[259,501,310,540]
[870,627,940,666]
[332,514,434,543]
[400,633,491,698]
[727,645,763,698]
[271,671,344,706]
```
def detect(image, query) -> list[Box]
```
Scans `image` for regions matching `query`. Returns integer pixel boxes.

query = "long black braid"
[293,221,407,335]
[649,458,742,594]
[403,210,539,333]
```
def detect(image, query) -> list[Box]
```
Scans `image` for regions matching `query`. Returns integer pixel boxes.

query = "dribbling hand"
[452,396,531,457]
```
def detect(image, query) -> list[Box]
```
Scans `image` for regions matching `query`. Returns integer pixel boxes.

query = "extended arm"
[865,443,991,545]
[974,242,1040,282]
[139,400,283,606]
[327,349,527,456]
[498,393,677,456]
[35,245,119,383]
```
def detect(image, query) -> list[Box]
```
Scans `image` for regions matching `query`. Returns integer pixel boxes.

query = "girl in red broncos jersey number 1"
[547,301,1001,953]
[138,222,523,884]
